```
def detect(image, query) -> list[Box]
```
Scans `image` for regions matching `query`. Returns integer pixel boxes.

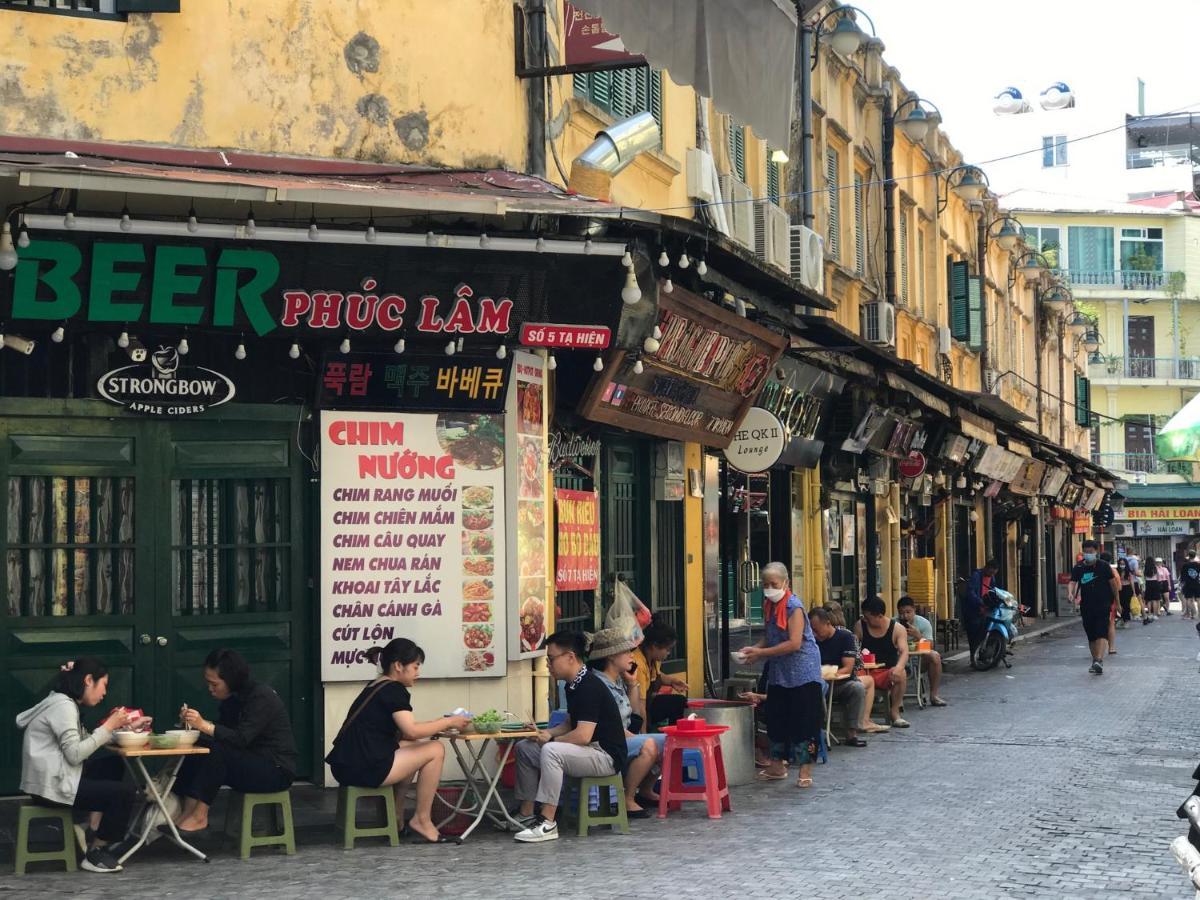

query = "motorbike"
[972,588,1030,671]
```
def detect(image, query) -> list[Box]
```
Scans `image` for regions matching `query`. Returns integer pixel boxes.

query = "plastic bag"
[607,579,647,645]
[1130,594,1142,618]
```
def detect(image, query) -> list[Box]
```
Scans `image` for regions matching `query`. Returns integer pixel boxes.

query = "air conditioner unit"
[790,224,825,297]
[860,302,896,346]
[686,148,716,203]
[753,202,791,274]
[1113,523,1129,537]
[718,174,756,251]
[937,326,953,355]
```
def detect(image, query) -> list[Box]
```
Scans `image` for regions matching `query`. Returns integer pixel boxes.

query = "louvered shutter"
[767,151,781,202]
[967,275,983,350]
[899,209,909,303]
[854,175,865,275]
[948,259,970,341]
[648,70,662,127]
[1074,375,1091,426]
[727,120,745,182]
[826,148,840,257]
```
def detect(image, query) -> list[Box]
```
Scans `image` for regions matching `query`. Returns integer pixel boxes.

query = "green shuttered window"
[1074,374,1092,426]
[574,67,663,130]
[948,258,970,341]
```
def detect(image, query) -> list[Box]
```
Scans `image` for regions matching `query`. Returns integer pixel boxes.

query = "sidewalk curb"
[943,616,1079,664]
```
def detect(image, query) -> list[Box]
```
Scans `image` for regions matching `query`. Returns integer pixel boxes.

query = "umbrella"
[1155,392,1200,461]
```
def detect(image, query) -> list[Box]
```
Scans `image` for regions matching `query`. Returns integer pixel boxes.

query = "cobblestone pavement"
[4,612,1199,899]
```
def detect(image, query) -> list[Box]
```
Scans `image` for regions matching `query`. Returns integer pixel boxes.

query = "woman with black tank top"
[854,596,911,728]
[326,638,471,844]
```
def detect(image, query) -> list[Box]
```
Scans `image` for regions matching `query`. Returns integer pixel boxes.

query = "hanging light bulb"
[652,325,663,341]
[51,325,65,343]
[457,337,464,353]
[621,268,641,305]
[117,331,130,349]
[621,248,633,268]
[64,210,76,229]
[955,474,967,489]
[246,207,257,237]
[593,355,604,372]
[535,236,546,253]
[394,337,406,354]
[696,258,708,276]
[445,340,457,356]
[178,336,190,355]
[186,208,198,233]
[663,276,673,293]
[479,232,491,249]
[633,359,644,375]
[234,341,247,360]
[288,342,301,359]
[119,208,133,232]
[365,219,377,243]
[426,230,438,247]
[678,251,690,269]
[308,218,320,241]
[735,297,747,317]
[16,226,30,249]
[658,249,670,267]
[583,238,594,255]
[643,336,660,354]
[339,337,351,354]
[496,344,508,360]
[0,223,17,271]
[547,353,557,371]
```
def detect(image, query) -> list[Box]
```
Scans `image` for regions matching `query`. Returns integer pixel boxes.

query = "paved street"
[4,613,1199,899]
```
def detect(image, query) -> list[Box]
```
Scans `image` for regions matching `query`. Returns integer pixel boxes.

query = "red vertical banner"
[555,489,600,591]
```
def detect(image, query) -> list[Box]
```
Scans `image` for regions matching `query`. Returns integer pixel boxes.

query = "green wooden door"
[0,401,312,793]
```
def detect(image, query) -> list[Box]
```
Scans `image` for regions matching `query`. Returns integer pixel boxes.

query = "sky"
[855,0,1200,189]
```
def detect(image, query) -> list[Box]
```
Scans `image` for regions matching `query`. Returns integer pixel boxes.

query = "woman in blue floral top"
[742,561,823,788]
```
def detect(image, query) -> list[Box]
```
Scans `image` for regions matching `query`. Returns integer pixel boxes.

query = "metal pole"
[525,0,548,178]
[883,94,897,306]
[800,24,816,230]
[977,219,989,391]
[1034,285,1043,432]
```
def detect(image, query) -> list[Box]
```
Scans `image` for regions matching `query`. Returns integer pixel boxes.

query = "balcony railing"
[1091,452,1193,477]
[1055,269,1179,290]
[1093,356,1200,380]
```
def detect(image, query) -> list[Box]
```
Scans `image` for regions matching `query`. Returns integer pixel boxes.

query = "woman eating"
[741,562,823,789]
[325,638,470,844]
[16,658,138,873]
[172,649,297,834]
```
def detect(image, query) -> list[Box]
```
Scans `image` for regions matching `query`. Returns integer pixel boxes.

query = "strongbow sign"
[97,346,235,417]
[723,407,785,473]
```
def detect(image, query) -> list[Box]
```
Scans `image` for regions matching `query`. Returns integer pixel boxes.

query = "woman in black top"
[326,638,470,844]
[173,648,298,833]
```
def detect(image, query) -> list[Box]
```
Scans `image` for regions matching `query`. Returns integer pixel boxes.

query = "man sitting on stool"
[854,596,911,729]
[809,606,868,747]
[897,596,947,707]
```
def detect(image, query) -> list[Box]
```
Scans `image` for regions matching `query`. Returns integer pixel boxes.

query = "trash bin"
[683,699,755,786]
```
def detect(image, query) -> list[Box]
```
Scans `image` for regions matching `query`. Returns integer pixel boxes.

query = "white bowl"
[165,729,200,746]
[113,730,150,748]
[731,650,749,666]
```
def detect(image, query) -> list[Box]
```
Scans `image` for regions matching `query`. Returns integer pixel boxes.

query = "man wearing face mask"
[1068,539,1121,675]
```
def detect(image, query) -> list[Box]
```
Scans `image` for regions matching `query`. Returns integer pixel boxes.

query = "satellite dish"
[993,86,1031,116]
[1040,81,1075,111]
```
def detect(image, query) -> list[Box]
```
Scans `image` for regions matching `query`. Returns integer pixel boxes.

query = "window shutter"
[948,258,970,341]
[573,67,661,130]
[854,175,865,275]
[898,209,909,303]
[611,68,633,118]
[727,120,745,182]
[767,150,780,202]
[1074,374,1091,426]
[967,275,983,350]
[826,148,840,257]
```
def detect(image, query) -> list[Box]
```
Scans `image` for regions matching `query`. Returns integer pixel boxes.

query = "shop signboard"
[1125,506,1200,520]
[1136,520,1191,536]
[579,283,786,449]
[554,489,600,591]
[1008,458,1047,497]
[519,323,611,350]
[1039,466,1069,496]
[549,430,601,468]
[722,407,786,473]
[506,351,551,659]
[315,352,511,412]
[1073,515,1092,534]
[564,1,645,67]
[319,409,509,680]
[897,451,927,480]
[96,345,234,417]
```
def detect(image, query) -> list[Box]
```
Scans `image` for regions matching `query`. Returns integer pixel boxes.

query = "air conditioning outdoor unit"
[718,174,756,252]
[790,224,825,297]
[753,202,792,274]
[685,148,716,203]
[860,301,896,346]
[1113,523,1129,537]
[937,326,953,355]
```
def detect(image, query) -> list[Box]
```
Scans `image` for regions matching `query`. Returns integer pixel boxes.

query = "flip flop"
[862,722,890,733]
[844,737,867,748]
[889,717,911,728]
[408,832,462,845]
[756,770,788,781]
[796,777,813,788]
[626,807,651,819]
[930,698,948,707]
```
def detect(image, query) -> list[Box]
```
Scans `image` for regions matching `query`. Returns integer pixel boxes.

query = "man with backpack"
[1179,550,1200,620]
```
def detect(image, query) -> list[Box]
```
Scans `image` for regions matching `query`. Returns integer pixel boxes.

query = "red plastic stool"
[658,721,731,819]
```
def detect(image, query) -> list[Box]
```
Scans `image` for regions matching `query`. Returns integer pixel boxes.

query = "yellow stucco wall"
[0,2,529,168]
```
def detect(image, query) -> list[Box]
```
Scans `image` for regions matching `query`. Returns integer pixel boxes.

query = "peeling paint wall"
[0,1,528,168]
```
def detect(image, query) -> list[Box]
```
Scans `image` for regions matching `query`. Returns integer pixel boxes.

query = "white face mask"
[763,587,785,601]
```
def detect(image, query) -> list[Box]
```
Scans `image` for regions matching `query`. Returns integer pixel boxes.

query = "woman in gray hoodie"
[15,657,137,873]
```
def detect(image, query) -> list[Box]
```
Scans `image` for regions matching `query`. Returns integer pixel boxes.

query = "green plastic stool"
[575,772,629,837]
[15,804,77,875]
[335,785,399,849]
[224,790,295,859]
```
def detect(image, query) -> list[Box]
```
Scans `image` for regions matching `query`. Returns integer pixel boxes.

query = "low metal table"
[114,745,211,864]
[435,729,538,841]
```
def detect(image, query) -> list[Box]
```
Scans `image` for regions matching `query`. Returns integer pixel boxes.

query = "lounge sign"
[97,346,235,417]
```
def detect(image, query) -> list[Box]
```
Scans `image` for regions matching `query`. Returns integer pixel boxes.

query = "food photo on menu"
[436,413,504,470]
[517,380,543,435]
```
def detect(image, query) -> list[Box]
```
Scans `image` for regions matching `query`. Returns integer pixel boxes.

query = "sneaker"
[80,846,123,873]
[73,823,94,855]
[1089,660,1103,675]
[1171,835,1200,888]
[513,816,559,843]
[1183,796,1200,833]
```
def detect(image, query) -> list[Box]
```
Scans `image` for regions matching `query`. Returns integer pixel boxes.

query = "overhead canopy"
[1156,392,1200,461]
[570,0,797,148]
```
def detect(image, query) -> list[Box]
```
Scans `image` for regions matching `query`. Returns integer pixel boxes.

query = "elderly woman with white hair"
[741,561,823,788]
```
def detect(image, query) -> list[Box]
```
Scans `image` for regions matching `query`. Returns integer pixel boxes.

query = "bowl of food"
[149,733,180,750]
[113,730,150,749]
[470,709,503,734]
[166,729,200,747]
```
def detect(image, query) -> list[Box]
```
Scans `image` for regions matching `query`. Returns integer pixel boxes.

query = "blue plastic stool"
[681,747,704,785]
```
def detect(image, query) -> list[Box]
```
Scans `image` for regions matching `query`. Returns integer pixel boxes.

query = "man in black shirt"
[1069,539,1121,675]
[1180,550,1200,620]
[513,631,627,843]
[809,607,868,747]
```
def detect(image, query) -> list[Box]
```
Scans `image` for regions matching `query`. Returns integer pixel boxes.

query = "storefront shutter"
[948,258,970,341]
[967,275,983,350]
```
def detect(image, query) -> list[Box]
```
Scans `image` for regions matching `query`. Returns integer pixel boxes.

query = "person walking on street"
[1146,557,1173,619]
[964,561,1000,659]
[1069,539,1121,675]
[1115,557,1136,628]
[1179,550,1200,620]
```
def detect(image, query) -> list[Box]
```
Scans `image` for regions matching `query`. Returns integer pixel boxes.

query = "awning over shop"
[570,0,797,148]
[886,372,951,418]
[956,407,997,445]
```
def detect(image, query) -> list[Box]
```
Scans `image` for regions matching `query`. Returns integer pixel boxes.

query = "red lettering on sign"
[280,291,312,327]
[376,295,406,331]
[309,292,345,329]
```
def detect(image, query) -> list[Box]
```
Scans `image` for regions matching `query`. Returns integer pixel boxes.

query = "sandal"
[862,722,890,733]
[796,777,813,788]
[930,698,948,707]
[889,717,911,728]
[756,770,788,781]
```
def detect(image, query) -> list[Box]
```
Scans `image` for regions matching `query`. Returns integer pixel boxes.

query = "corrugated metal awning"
[885,371,950,417]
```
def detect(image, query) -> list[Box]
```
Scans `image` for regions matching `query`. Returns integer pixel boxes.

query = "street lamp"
[1043,284,1071,315]
[810,6,877,68]
[1067,310,1090,337]
[1015,250,1050,282]
[937,165,990,213]
[894,96,942,143]
[987,216,1024,253]
[1082,328,1101,355]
